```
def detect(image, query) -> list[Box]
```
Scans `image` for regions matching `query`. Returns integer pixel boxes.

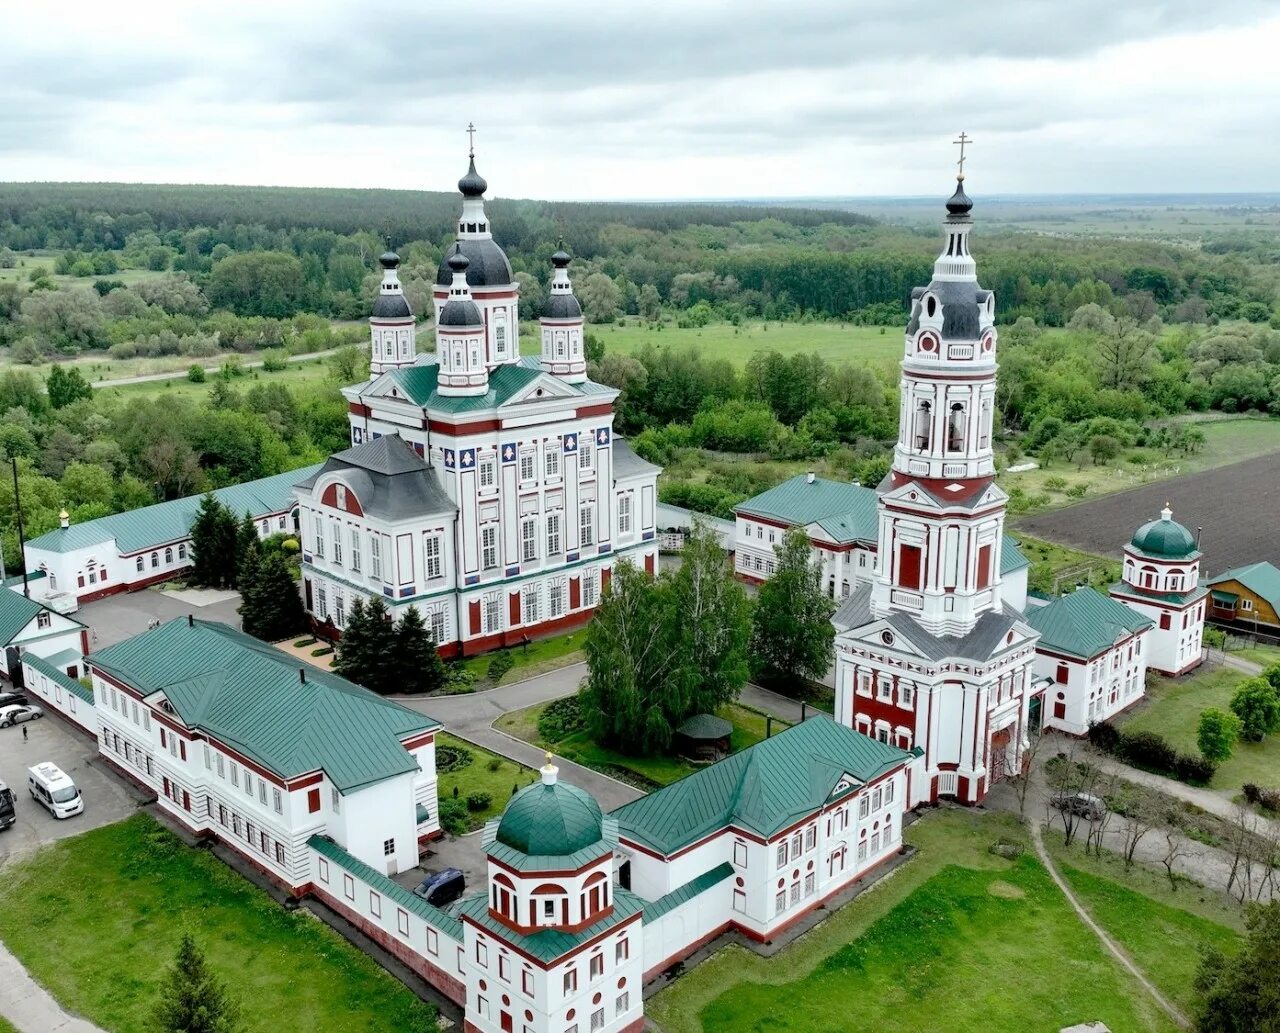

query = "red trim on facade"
[574,403,614,419]
[458,605,596,658]
[463,911,642,972]
[428,418,503,435]
[348,402,371,418]
[400,732,436,752]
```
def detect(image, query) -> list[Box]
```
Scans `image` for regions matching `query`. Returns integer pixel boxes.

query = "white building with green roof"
[88,617,442,887]
[0,582,88,684]
[300,151,660,657]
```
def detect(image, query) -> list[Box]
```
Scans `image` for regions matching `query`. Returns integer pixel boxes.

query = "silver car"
[0,704,45,728]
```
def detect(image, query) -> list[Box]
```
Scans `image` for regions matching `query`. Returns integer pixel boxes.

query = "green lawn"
[1120,664,1280,791]
[1011,533,1120,596]
[0,1016,16,1033]
[597,319,904,370]
[494,700,789,788]
[0,815,435,1033]
[94,357,337,401]
[436,732,535,830]
[649,809,1178,1033]
[1233,643,1280,668]
[457,628,587,687]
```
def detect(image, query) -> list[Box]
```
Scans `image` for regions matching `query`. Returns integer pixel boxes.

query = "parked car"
[0,691,29,710]
[413,868,465,907]
[1051,792,1105,821]
[0,779,15,831]
[0,704,44,728]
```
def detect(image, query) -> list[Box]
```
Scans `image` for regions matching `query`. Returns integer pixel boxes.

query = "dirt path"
[1029,822,1190,1030]
[90,346,340,388]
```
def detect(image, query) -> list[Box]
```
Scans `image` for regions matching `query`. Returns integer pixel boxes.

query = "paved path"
[1028,822,1190,1030]
[89,347,340,388]
[0,941,106,1033]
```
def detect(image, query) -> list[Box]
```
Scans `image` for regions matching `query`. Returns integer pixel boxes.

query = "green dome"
[495,771,604,857]
[1131,507,1197,559]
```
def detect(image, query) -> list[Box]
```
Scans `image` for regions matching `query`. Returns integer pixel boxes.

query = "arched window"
[948,403,966,452]
[164,547,173,564]
[1141,565,1156,589]
[914,401,931,450]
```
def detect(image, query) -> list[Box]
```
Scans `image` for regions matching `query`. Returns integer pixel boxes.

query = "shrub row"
[1242,783,1280,812]
[1087,720,1217,785]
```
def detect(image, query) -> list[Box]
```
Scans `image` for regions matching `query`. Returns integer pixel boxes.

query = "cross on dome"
[466,121,476,159]
[953,131,972,180]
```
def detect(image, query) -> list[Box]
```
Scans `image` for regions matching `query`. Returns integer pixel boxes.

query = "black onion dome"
[542,293,582,320]
[435,238,514,287]
[447,249,470,276]
[379,251,401,269]
[551,247,571,268]
[438,298,483,327]
[906,280,991,340]
[458,156,488,197]
[946,178,973,216]
[371,293,413,319]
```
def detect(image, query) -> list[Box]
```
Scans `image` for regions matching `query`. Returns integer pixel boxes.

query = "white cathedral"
[293,150,661,656]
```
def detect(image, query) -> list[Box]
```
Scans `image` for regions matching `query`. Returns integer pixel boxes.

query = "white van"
[28,762,83,819]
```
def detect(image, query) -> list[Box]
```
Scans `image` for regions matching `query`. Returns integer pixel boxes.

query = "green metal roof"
[1025,587,1153,661]
[90,619,440,792]
[387,358,583,413]
[495,777,606,857]
[645,862,734,922]
[1129,514,1198,560]
[610,715,910,856]
[454,887,643,963]
[676,713,733,740]
[1210,589,1238,604]
[738,476,878,543]
[1208,562,1280,610]
[309,834,463,941]
[26,464,321,556]
[0,590,49,645]
[22,651,92,703]
[1108,581,1207,607]
[1000,535,1029,575]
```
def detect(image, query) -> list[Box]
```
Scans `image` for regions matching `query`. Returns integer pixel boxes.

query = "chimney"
[58,509,69,529]
[299,668,307,684]
[806,471,816,484]
[187,614,194,628]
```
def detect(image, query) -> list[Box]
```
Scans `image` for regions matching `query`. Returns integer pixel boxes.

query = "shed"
[675,713,733,762]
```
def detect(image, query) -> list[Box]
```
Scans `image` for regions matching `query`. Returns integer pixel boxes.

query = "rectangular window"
[332,521,343,565]
[549,580,565,618]
[230,762,239,788]
[546,448,560,479]
[312,521,325,560]
[425,535,443,579]
[349,528,361,572]
[244,771,252,796]
[482,525,498,570]
[616,938,629,962]
[522,970,533,996]
[589,954,604,978]
[519,450,535,483]
[884,780,895,805]
[370,891,381,918]
[579,445,593,471]
[484,594,502,634]
[479,456,496,490]
[273,787,282,813]
[581,570,598,608]
[521,518,538,563]
[1055,662,1070,684]
[546,513,562,556]
[476,941,488,966]
[805,826,816,851]
[804,872,816,896]
[733,840,748,867]
[775,890,786,914]
[370,534,383,580]
[618,495,632,535]
[615,993,630,1016]
[429,608,446,645]
[776,843,787,867]
[563,969,577,994]
[857,840,868,862]
[383,838,395,856]
[858,795,869,818]
[901,684,914,707]
[397,908,410,937]
[522,585,541,625]
[580,506,594,547]
[898,544,922,591]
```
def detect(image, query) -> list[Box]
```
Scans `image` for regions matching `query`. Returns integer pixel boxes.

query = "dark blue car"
[413,868,465,907]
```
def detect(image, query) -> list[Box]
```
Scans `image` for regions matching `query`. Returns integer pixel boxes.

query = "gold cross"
[466,122,476,158]
[954,131,972,179]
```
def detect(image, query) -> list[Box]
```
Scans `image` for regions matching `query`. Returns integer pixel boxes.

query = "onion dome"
[434,238,513,287]
[1130,506,1198,559]
[379,251,401,270]
[371,293,412,319]
[551,247,571,268]
[458,156,488,198]
[438,251,482,327]
[495,759,604,856]
[946,178,973,216]
[543,293,583,319]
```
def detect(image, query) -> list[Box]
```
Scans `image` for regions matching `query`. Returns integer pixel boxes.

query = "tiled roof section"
[293,436,455,523]
[454,888,643,963]
[832,583,873,632]
[1207,562,1280,610]
[26,464,321,555]
[90,619,439,792]
[1025,586,1153,661]
[738,476,878,543]
[1001,535,1029,574]
[645,862,734,921]
[612,438,661,481]
[610,715,909,856]
[387,357,583,414]
[22,652,92,703]
[0,590,47,645]
[308,835,463,941]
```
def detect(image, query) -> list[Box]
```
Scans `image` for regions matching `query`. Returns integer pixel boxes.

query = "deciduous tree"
[749,529,835,690]
[1229,677,1280,742]
[1194,901,1280,1033]
[1198,708,1242,764]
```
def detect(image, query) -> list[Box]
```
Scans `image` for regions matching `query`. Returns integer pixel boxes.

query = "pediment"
[839,618,930,659]
[503,373,581,406]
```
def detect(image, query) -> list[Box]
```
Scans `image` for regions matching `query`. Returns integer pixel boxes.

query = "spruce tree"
[333,597,371,683]
[749,528,836,691]
[152,933,240,1033]
[396,606,448,694]
[362,596,399,693]
[234,512,259,589]
[239,553,306,642]
[188,494,235,588]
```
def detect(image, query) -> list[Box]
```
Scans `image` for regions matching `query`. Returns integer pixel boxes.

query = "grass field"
[0,1017,15,1033]
[1011,533,1120,595]
[92,356,338,401]
[436,731,534,830]
[456,628,586,687]
[649,809,1179,1033]
[1120,664,1279,792]
[0,814,435,1033]
[0,250,171,287]
[596,319,904,370]
[1233,643,1280,668]
[495,700,788,788]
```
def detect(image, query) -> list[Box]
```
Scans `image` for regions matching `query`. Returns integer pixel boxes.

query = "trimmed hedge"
[1087,719,1216,786]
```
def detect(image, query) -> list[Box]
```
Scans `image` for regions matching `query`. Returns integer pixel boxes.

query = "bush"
[1087,720,1121,754]
[1065,484,1087,498]
[439,797,470,835]
[1229,677,1280,742]
[487,757,502,772]
[436,744,474,773]
[187,364,206,383]
[293,637,316,648]
[1172,753,1217,785]
[1243,783,1263,804]
[310,646,333,657]
[1117,729,1178,772]
[538,696,586,743]
[281,537,300,554]
[465,792,492,812]
[260,348,288,373]
[1259,789,1280,813]
[486,650,515,684]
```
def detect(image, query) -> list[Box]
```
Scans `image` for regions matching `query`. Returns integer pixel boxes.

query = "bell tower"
[369,250,416,377]
[870,139,1006,636]
[539,243,587,383]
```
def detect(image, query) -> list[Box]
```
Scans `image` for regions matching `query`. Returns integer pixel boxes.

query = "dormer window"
[335,485,346,509]
[925,295,937,318]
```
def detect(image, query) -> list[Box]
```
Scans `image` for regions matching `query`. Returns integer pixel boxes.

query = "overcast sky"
[5,1,1279,200]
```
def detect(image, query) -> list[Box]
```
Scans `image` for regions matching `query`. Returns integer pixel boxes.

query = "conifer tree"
[334,596,399,692]
[395,605,449,694]
[152,933,240,1033]
[333,597,371,682]
[749,528,835,691]
[234,511,259,588]
[238,553,306,642]
[188,494,238,588]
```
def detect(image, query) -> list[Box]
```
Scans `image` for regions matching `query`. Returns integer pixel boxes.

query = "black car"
[0,691,29,710]
[413,868,465,907]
